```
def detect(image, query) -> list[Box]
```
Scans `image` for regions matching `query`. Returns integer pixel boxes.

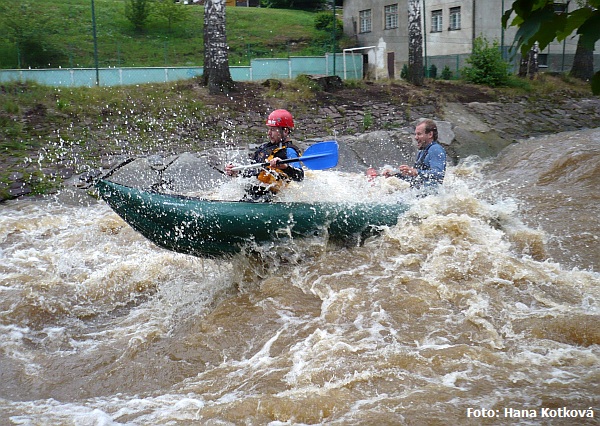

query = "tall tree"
[571,36,595,80]
[407,0,424,86]
[503,0,600,94]
[203,0,234,94]
[570,1,594,80]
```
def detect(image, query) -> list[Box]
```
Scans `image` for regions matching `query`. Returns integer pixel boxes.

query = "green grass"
[0,0,338,69]
[0,80,215,189]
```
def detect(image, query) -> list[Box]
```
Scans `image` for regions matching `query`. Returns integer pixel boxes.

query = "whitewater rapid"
[1,129,598,425]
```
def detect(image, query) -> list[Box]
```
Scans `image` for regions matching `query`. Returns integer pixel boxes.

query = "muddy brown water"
[1,129,598,424]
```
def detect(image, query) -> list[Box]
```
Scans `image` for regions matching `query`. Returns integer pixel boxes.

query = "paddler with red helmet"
[225,109,304,202]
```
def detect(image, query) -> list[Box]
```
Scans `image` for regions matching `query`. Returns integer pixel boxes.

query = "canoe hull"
[95,179,408,257]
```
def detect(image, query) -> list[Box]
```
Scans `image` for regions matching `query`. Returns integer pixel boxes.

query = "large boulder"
[337,129,416,172]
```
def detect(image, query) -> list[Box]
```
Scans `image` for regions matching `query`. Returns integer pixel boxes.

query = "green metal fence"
[0,53,362,87]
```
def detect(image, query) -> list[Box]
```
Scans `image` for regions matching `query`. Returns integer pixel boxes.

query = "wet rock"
[58,167,75,180]
[301,74,344,92]
[338,130,416,171]
[162,152,227,193]
[447,127,513,164]
[9,172,24,181]
[262,79,282,90]
[8,181,31,197]
[443,102,491,133]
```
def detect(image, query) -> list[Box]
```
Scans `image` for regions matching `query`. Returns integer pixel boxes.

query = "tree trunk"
[203,0,234,94]
[407,0,424,86]
[570,36,594,81]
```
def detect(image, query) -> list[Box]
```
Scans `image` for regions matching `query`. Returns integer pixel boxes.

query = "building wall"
[424,0,474,56]
[342,0,409,79]
[342,0,597,79]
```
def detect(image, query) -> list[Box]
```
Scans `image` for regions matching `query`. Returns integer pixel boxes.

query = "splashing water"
[1,131,599,424]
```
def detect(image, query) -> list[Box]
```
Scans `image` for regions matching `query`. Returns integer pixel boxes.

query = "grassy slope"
[0,0,327,68]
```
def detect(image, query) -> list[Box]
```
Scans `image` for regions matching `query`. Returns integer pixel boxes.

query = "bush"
[314,11,343,38]
[441,65,453,80]
[462,36,510,87]
[125,0,152,33]
[401,64,408,79]
[429,64,437,79]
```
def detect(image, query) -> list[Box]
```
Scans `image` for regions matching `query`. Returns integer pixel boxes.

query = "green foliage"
[429,64,437,79]
[0,2,328,68]
[125,0,152,33]
[260,0,289,7]
[153,0,188,33]
[505,75,533,91]
[0,0,66,68]
[343,79,365,89]
[55,97,70,111]
[462,36,510,87]
[441,65,453,80]
[504,0,600,94]
[362,110,373,131]
[401,64,409,79]
[314,12,342,36]
[0,80,226,194]
[260,0,326,9]
[294,74,322,92]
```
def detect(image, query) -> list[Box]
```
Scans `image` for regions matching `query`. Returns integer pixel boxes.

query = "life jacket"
[414,141,439,170]
[254,142,302,193]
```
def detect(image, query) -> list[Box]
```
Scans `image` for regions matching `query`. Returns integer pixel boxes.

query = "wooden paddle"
[231,141,339,171]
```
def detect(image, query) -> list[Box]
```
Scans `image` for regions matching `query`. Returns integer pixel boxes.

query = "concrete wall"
[0,55,363,87]
[424,0,474,56]
[342,0,409,80]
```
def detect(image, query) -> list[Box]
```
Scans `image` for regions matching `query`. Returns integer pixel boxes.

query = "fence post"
[456,55,459,77]
[91,0,100,86]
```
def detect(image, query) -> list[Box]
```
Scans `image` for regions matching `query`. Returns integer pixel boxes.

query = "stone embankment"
[2,85,600,201]
[212,94,600,173]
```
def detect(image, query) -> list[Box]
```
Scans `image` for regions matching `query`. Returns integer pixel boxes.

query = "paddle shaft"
[229,141,338,172]
[231,155,318,171]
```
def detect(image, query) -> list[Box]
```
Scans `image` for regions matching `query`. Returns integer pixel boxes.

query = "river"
[1,128,598,425]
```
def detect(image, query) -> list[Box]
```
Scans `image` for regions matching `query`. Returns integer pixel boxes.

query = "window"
[431,9,442,32]
[359,9,372,33]
[385,4,398,29]
[449,6,461,30]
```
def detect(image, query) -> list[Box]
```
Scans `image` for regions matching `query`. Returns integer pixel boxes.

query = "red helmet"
[266,109,294,129]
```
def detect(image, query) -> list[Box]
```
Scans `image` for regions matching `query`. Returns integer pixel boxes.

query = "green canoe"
[95,179,409,257]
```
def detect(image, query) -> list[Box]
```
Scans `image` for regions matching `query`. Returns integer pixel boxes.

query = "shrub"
[441,65,453,80]
[429,64,437,79]
[125,0,152,33]
[462,36,510,87]
[401,64,408,79]
[315,12,341,32]
[362,110,373,131]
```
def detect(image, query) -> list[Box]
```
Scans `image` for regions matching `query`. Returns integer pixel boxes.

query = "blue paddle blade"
[298,140,338,170]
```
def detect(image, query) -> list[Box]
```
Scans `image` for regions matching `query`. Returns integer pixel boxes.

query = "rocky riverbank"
[1,78,599,201]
